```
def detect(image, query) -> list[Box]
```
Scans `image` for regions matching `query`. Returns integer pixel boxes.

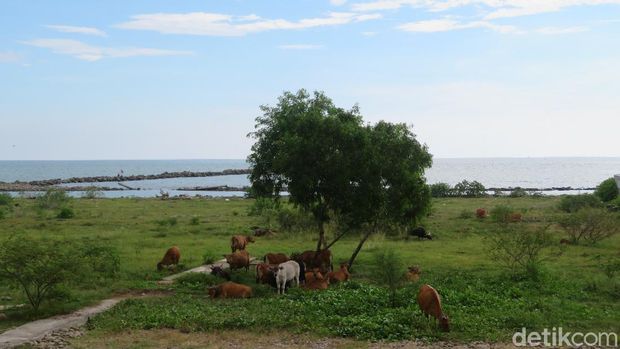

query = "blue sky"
[1,0,619,160]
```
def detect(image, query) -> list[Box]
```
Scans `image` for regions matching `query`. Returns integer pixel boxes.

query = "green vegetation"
[0,196,618,342]
[36,188,71,210]
[558,207,620,245]
[57,207,75,219]
[430,182,452,198]
[595,177,619,202]
[453,180,486,197]
[557,194,602,213]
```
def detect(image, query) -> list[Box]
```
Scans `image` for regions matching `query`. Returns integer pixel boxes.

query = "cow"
[304,268,324,284]
[273,260,300,295]
[327,263,350,284]
[157,246,180,271]
[406,266,421,282]
[408,227,433,240]
[304,271,329,290]
[223,250,250,272]
[210,265,231,281]
[208,282,252,299]
[475,208,487,219]
[417,284,450,332]
[264,253,289,265]
[508,213,522,222]
[231,235,255,253]
[292,249,333,273]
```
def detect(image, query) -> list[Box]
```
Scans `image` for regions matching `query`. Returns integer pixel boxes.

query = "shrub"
[453,180,486,197]
[155,217,178,227]
[189,216,200,225]
[594,177,619,202]
[557,194,602,213]
[458,209,471,219]
[372,249,404,307]
[0,209,5,220]
[202,251,218,265]
[0,236,82,311]
[484,224,553,276]
[79,239,121,279]
[57,207,75,219]
[558,208,620,245]
[37,188,71,209]
[277,206,315,232]
[430,183,452,198]
[0,193,13,206]
[490,205,513,224]
[81,187,103,199]
[509,187,528,198]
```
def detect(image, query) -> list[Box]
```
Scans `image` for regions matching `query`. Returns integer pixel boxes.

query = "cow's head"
[439,314,450,332]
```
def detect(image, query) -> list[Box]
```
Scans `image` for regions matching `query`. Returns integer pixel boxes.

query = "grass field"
[0,196,618,344]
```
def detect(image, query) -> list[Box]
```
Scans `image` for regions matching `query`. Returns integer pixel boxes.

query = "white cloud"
[398,19,518,33]
[279,44,324,50]
[0,51,22,63]
[46,25,107,37]
[116,12,381,36]
[22,39,192,61]
[330,0,348,5]
[362,31,378,36]
[536,26,589,34]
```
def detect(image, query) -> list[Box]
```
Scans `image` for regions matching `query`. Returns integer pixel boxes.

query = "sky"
[1,0,619,160]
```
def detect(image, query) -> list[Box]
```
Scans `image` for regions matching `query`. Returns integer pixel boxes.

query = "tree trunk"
[315,221,325,253]
[347,230,372,271]
[325,230,347,250]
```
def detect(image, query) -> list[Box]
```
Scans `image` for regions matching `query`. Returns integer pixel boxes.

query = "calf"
[409,227,432,240]
[304,272,329,290]
[231,235,255,253]
[210,265,231,281]
[273,260,300,294]
[406,266,421,282]
[223,250,250,272]
[417,284,450,332]
[264,253,289,265]
[157,246,180,271]
[327,263,350,284]
[305,268,324,284]
[208,282,252,299]
[475,208,487,219]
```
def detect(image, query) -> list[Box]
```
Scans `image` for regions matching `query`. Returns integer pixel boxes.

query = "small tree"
[594,178,619,202]
[430,183,452,198]
[37,188,71,209]
[558,208,620,245]
[372,249,404,307]
[453,180,486,197]
[557,194,602,213]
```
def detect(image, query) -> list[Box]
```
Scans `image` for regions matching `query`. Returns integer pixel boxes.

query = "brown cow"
[475,208,487,219]
[327,263,350,284]
[292,249,333,273]
[417,284,450,332]
[303,272,329,290]
[304,268,324,284]
[264,253,289,265]
[208,282,253,299]
[255,263,274,284]
[406,266,421,282]
[508,213,522,222]
[231,235,255,253]
[223,250,250,272]
[157,246,180,271]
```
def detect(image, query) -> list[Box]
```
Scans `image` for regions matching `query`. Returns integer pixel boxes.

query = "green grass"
[1,196,619,342]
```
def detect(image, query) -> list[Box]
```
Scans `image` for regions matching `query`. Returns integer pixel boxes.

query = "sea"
[0,158,619,198]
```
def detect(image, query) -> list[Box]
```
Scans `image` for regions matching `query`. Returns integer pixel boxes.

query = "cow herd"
[156,228,450,332]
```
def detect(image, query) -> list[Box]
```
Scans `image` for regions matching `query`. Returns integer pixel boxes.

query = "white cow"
[273,260,300,294]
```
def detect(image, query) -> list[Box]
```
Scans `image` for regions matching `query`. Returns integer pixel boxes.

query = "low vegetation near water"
[0,195,618,344]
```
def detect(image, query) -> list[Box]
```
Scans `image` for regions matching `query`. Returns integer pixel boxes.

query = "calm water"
[1,158,618,197]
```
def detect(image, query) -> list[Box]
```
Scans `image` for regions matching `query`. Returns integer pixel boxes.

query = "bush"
[202,251,218,265]
[277,206,315,232]
[557,194,602,213]
[189,216,200,225]
[372,249,404,307]
[458,209,471,219]
[594,177,619,202]
[558,208,620,245]
[79,239,121,279]
[490,205,513,224]
[509,187,528,198]
[430,183,452,198]
[57,207,75,219]
[0,193,13,206]
[81,187,103,199]
[37,189,71,209]
[453,180,486,197]
[155,217,178,227]
[484,224,553,276]
[0,209,5,220]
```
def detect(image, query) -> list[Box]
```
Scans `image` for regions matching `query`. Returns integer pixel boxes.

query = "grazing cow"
[417,284,450,332]
[409,227,433,240]
[273,260,300,294]
[304,272,330,290]
[508,213,522,222]
[475,208,487,219]
[231,235,255,253]
[208,282,253,299]
[406,266,421,282]
[223,250,250,272]
[264,253,289,265]
[210,265,231,281]
[292,249,333,273]
[157,246,180,271]
[327,263,350,284]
